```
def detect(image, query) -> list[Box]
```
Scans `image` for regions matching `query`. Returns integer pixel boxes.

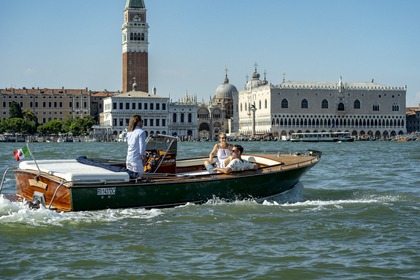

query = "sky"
[1,0,419,107]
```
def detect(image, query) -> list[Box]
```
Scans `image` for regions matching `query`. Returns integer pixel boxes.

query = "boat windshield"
[146,134,178,155]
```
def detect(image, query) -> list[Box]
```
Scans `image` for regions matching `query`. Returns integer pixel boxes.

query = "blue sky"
[1,0,419,106]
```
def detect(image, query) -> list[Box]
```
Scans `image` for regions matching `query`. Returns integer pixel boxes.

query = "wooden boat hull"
[13,153,320,212]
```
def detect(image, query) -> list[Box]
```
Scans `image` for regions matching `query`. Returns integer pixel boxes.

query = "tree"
[23,109,37,123]
[0,118,36,134]
[9,101,23,119]
[69,116,95,136]
[37,120,63,135]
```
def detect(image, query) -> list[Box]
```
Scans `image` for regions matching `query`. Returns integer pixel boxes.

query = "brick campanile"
[122,0,149,93]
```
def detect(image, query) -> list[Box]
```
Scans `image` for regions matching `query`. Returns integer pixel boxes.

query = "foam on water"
[0,194,163,226]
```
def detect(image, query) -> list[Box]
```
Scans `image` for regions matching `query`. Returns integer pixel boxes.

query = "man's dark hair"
[234,144,244,154]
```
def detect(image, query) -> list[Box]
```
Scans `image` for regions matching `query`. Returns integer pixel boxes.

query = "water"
[1,141,419,279]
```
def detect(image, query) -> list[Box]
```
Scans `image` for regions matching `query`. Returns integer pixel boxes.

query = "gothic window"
[172,113,177,123]
[373,103,380,111]
[392,103,399,112]
[337,102,345,111]
[301,99,308,109]
[188,113,192,123]
[321,99,328,109]
[354,99,361,109]
[281,99,288,108]
[181,113,185,123]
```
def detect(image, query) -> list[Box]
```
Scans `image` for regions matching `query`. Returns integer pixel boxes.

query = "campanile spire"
[122,0,149,93]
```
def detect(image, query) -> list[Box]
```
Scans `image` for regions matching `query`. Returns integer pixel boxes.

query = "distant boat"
[290,132,354,142]
[3,135,322,212]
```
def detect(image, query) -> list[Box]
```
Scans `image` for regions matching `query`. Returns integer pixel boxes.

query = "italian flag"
[14,147,30,161]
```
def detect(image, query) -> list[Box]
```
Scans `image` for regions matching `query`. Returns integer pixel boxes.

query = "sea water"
[0,140,419,279]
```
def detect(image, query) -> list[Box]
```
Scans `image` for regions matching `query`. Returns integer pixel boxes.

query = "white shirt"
[226,158,255,172]
[126,126,146,174]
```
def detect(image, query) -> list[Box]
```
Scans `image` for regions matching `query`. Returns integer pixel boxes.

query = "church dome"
[245,66,263,90]
[215,74,238,99]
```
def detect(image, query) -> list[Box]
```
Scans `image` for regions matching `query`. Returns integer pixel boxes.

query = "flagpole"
[26,142,41,173]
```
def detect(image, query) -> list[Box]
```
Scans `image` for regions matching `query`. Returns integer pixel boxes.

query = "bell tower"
[122,0,149,92]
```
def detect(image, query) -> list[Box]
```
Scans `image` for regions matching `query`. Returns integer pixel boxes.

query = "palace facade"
[235,67,407,139]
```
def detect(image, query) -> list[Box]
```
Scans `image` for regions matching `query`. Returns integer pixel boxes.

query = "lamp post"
[250,104,256,137]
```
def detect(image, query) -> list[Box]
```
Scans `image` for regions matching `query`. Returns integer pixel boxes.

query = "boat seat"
[19,159,130,182]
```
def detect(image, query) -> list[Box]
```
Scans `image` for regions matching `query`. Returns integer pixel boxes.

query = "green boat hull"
[70,165,313,211]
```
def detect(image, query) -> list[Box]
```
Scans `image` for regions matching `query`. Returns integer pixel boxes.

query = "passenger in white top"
[204,133,233,173]
[214,144,258,174]
[126,115,147,178]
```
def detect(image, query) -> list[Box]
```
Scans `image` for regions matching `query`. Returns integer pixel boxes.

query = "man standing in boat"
[214,145,258,174]
[126,115,147,178]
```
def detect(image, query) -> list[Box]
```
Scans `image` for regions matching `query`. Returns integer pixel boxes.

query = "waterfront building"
[101,85,169,136]
[0,87,114,124]
[168,93,199,139]
[406,105,420,133]
[122,0,149,93]
[235,66,407,139]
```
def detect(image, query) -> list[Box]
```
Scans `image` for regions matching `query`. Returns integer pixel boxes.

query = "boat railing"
[0,167,17,195]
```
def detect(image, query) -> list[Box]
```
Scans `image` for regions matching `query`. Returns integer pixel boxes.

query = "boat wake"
[0,194,163,226]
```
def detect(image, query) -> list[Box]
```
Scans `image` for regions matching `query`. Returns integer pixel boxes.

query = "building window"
[373,103,380,111]
[150,119,154,126]
[181,113,185,123]
[354,99,361,109]
[337,102,345,111]
[162,119,166,126]
[259,100,261,110]
[156,103,160,110]
[138,103,142,110]
[188,113,192,123]
[144,103,148,110]
[156,119,160,126]
[126,103,129,110]
[162,103,166,110]
[132,103,136,110]
[281,99,288,109]
[321,99,328,109]
[150,103,154,110]
[392,103,399,112]
[113,103,117,110]
[119,103,123,110]
[265,99,267,109]
[173,113,177,123]
[301,99,308,109]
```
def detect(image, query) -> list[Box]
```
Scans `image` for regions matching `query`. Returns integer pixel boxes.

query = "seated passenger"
[204,133,233,173]
[214,144,258,174]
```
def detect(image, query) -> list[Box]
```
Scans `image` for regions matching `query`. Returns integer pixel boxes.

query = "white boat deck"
[19,160,130,182]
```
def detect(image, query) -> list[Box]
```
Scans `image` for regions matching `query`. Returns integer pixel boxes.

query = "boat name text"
[97,187,116,196]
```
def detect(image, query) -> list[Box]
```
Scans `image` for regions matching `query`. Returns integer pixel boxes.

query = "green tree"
[69,116,95,136]
[0,118,35,134]
[23,109,37,122]
[9,101,23,119]
[62,115,75,133]
[37,120,63,135]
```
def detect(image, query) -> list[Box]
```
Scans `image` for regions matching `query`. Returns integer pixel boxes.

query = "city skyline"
[1,0,419,107]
